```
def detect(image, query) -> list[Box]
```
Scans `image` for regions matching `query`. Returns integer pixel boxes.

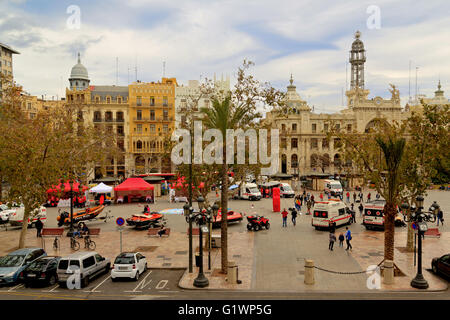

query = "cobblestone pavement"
[0,189,448,294]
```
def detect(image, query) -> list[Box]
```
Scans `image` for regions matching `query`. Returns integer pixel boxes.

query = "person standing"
[35,217,43,238]
[281,208,288,227]
[376,193,380,200]
[437,210,444,226]
[319,193,323,201]
[306,200,312,215]
[353,192,357,203]
[345,227,352,251]
[367,192,371,203]
[311,195,315,207]
[291,208,298,226]
[294,196,302,212]
[351,209,356,224]
[346,191,350,203]
[359,192,363,202]
[329,231,336,251]
[338,233,345,247]
[358,203,364,217]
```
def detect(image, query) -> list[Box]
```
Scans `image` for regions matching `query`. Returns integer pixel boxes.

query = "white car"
[111,252,147,281]
[8,204,47,227]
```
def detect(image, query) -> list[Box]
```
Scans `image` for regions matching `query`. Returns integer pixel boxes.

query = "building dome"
[69,53,89,81]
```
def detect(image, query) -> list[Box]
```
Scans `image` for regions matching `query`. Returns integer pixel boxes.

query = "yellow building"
[127,78,177,174]
[0,42,20,101]
[20,94,65,119]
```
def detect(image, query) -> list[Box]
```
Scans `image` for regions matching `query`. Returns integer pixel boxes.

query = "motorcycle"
[246,215,270,231]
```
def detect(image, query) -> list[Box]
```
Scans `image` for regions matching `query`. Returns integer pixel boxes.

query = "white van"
[324,179,343,196]
[312,200,352,230]
[240,183,261,201]
[280,183,295,198]
[8,204,47,227]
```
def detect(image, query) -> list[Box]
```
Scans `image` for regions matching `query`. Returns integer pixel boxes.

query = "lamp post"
[66,180,75,237]
[184,203,193,273]
[193,206,209,288]
[401,195,437,289]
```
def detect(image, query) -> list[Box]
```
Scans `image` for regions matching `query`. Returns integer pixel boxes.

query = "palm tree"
[375,134,406,261]
[201,95,250,273]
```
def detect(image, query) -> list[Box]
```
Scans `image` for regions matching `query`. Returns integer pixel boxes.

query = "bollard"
[383,260,394,285]
[304,259,315,285]
[227,261,237,284]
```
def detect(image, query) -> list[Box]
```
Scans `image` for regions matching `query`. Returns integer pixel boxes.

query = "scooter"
[246,215,270,231]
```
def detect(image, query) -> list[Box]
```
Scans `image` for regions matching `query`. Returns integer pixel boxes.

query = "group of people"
[293,191,315,215]
[328,227,353,251]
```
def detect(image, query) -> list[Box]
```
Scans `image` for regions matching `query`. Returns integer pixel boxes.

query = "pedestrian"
[306,200,312,215]
[353,192,357,203]
[158,225,167,237]
[358,203,364,217]
[329,231,336,251]
[338,233,345,247]
[319,193,323,201]
[437,210,444,226]
[327,192,331,200]
[351,203,354,212]
[311,195,315,207]
[294,196,301,211]
[359,192,363,202]
[376,193,380,200]
[281,208,288,227]
[345,227,352,251]
[367,192,371,203]
[35,217,43,238]
[346,191,350,203]
[351,209,356,224]
[291,208,298,226]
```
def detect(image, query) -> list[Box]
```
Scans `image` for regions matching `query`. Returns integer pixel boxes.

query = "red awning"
[114,178,154,191]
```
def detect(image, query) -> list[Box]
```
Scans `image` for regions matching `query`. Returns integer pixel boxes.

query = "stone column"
[304,260,315,285]
[383,260,394,285]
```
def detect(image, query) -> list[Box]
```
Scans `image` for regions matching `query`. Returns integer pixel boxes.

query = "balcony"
[133,117,150,122]
[93,118,102,122]
[132,103,173,109]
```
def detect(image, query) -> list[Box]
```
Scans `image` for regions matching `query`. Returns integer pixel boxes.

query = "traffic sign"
[412,222,417,230]
[116,217,125,226]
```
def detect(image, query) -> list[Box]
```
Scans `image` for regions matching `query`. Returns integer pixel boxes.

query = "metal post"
[188,123,193,273]
[120,228,123,252]
[193,220,209,288]
[208,216,211,270]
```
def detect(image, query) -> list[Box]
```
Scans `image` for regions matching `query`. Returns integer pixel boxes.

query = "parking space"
[0,268,184,299]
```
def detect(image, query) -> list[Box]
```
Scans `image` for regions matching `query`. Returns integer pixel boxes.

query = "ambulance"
[279,183,295,198]
[312,199,352,230]
[324,179,343,196]
[239,183,262,201]
[363,200,403,230]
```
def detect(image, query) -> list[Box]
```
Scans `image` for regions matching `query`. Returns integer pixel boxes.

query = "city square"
[0,0,449,313]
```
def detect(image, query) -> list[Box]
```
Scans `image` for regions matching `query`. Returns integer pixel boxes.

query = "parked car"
[111,252,147,281]
[0,248,47,285]
[0,204,11,224]
[432,254,450,279]
[19,256,61,287]
[57,252,110,288]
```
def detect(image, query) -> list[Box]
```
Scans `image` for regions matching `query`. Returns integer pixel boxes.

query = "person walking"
[311,195,315,207]
[345,227,352,251]
[437,209,444,226]
[353,192,357,203]
[281,208,288,227]
[359,192,363,202]
[351,209,356,224]
[358,203,364,217]
[35,217,43,238]
[291,208,298,226]
[294,196,302,212]
[329,231,336,251]
[338,233,345,247]
[346,191,350,203]
[306,200,312,215]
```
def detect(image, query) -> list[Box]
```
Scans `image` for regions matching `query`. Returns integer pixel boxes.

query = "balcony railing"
[132,103,173,108]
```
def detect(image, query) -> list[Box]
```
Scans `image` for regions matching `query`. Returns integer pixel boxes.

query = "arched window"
[136,140,142,150]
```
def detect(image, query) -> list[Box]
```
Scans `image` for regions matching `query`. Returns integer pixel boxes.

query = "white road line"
[8,284,23,292]
[132,270,152,292]
[84,275,111,293]
[42,284,60,293]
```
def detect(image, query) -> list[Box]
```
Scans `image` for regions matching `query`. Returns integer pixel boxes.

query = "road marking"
[8,283,23,292]
[155,280,168,290]
[83,275,111,293]
[130,270,153,292]
[42,284,60,293]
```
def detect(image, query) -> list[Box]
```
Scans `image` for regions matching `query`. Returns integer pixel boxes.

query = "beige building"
[263,31,412,188]
[0,42,20,101]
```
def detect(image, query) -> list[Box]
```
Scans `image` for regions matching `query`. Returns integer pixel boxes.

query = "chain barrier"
[312,265,369,275]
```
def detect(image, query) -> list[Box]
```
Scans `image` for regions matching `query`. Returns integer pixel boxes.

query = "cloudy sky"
[1,0,449,113]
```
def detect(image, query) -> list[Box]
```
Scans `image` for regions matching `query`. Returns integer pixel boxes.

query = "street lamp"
[401,195,437,289]
[184,203,194,273]
[66,180,76,237]
[193,204,209,288]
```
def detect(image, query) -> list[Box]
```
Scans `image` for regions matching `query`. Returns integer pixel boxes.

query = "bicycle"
[70,235,80,251]
[84,235,96,250]
[53,236,60,250]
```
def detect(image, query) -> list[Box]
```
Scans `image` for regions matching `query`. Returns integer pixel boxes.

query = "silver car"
[57,252,110,288]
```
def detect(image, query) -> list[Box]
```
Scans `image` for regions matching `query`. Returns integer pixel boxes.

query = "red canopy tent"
[114,178,154,203]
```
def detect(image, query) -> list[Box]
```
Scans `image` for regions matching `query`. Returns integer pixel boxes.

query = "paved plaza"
[0,189,448,297]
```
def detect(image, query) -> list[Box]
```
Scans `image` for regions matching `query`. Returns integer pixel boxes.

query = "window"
[163,124,168,132]
[311,138,318,149]
[95,254,104,263]
[291,138,298,149]
[137,124,142,133]
[150,124,155,132]
[163,110,168,120]
[347,124,352,132]
[137,110,142,120]
[27,102,31,110]
[292,123,297,132]
[281,124,286,132]
[82,256,96,269]
[137,140,143,150]
[281,137,287,148]
[150,110,155,120]
[150,96,155,106]
[312,123,317,133]
[338,208,345,216]
[117,97,122,104]
[137,96,142,106]
[106,97,111,103]
[29,113,36,119]
[163,96,168,106]
[324,124,329,132]
[117,125,124,135]
[322,138,329,149]
[95,96,100,103]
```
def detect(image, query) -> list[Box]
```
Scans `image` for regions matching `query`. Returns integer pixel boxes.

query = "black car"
[19,256,61,287]
[431,254,450,279]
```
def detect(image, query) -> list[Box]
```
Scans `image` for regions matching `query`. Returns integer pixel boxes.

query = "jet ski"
[212,209,243,228]
[126,212,165,229]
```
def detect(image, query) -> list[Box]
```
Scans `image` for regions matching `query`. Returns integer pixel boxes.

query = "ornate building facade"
[263,31,411,180]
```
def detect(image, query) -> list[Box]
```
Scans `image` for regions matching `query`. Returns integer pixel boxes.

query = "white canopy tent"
[89,182,113,194]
